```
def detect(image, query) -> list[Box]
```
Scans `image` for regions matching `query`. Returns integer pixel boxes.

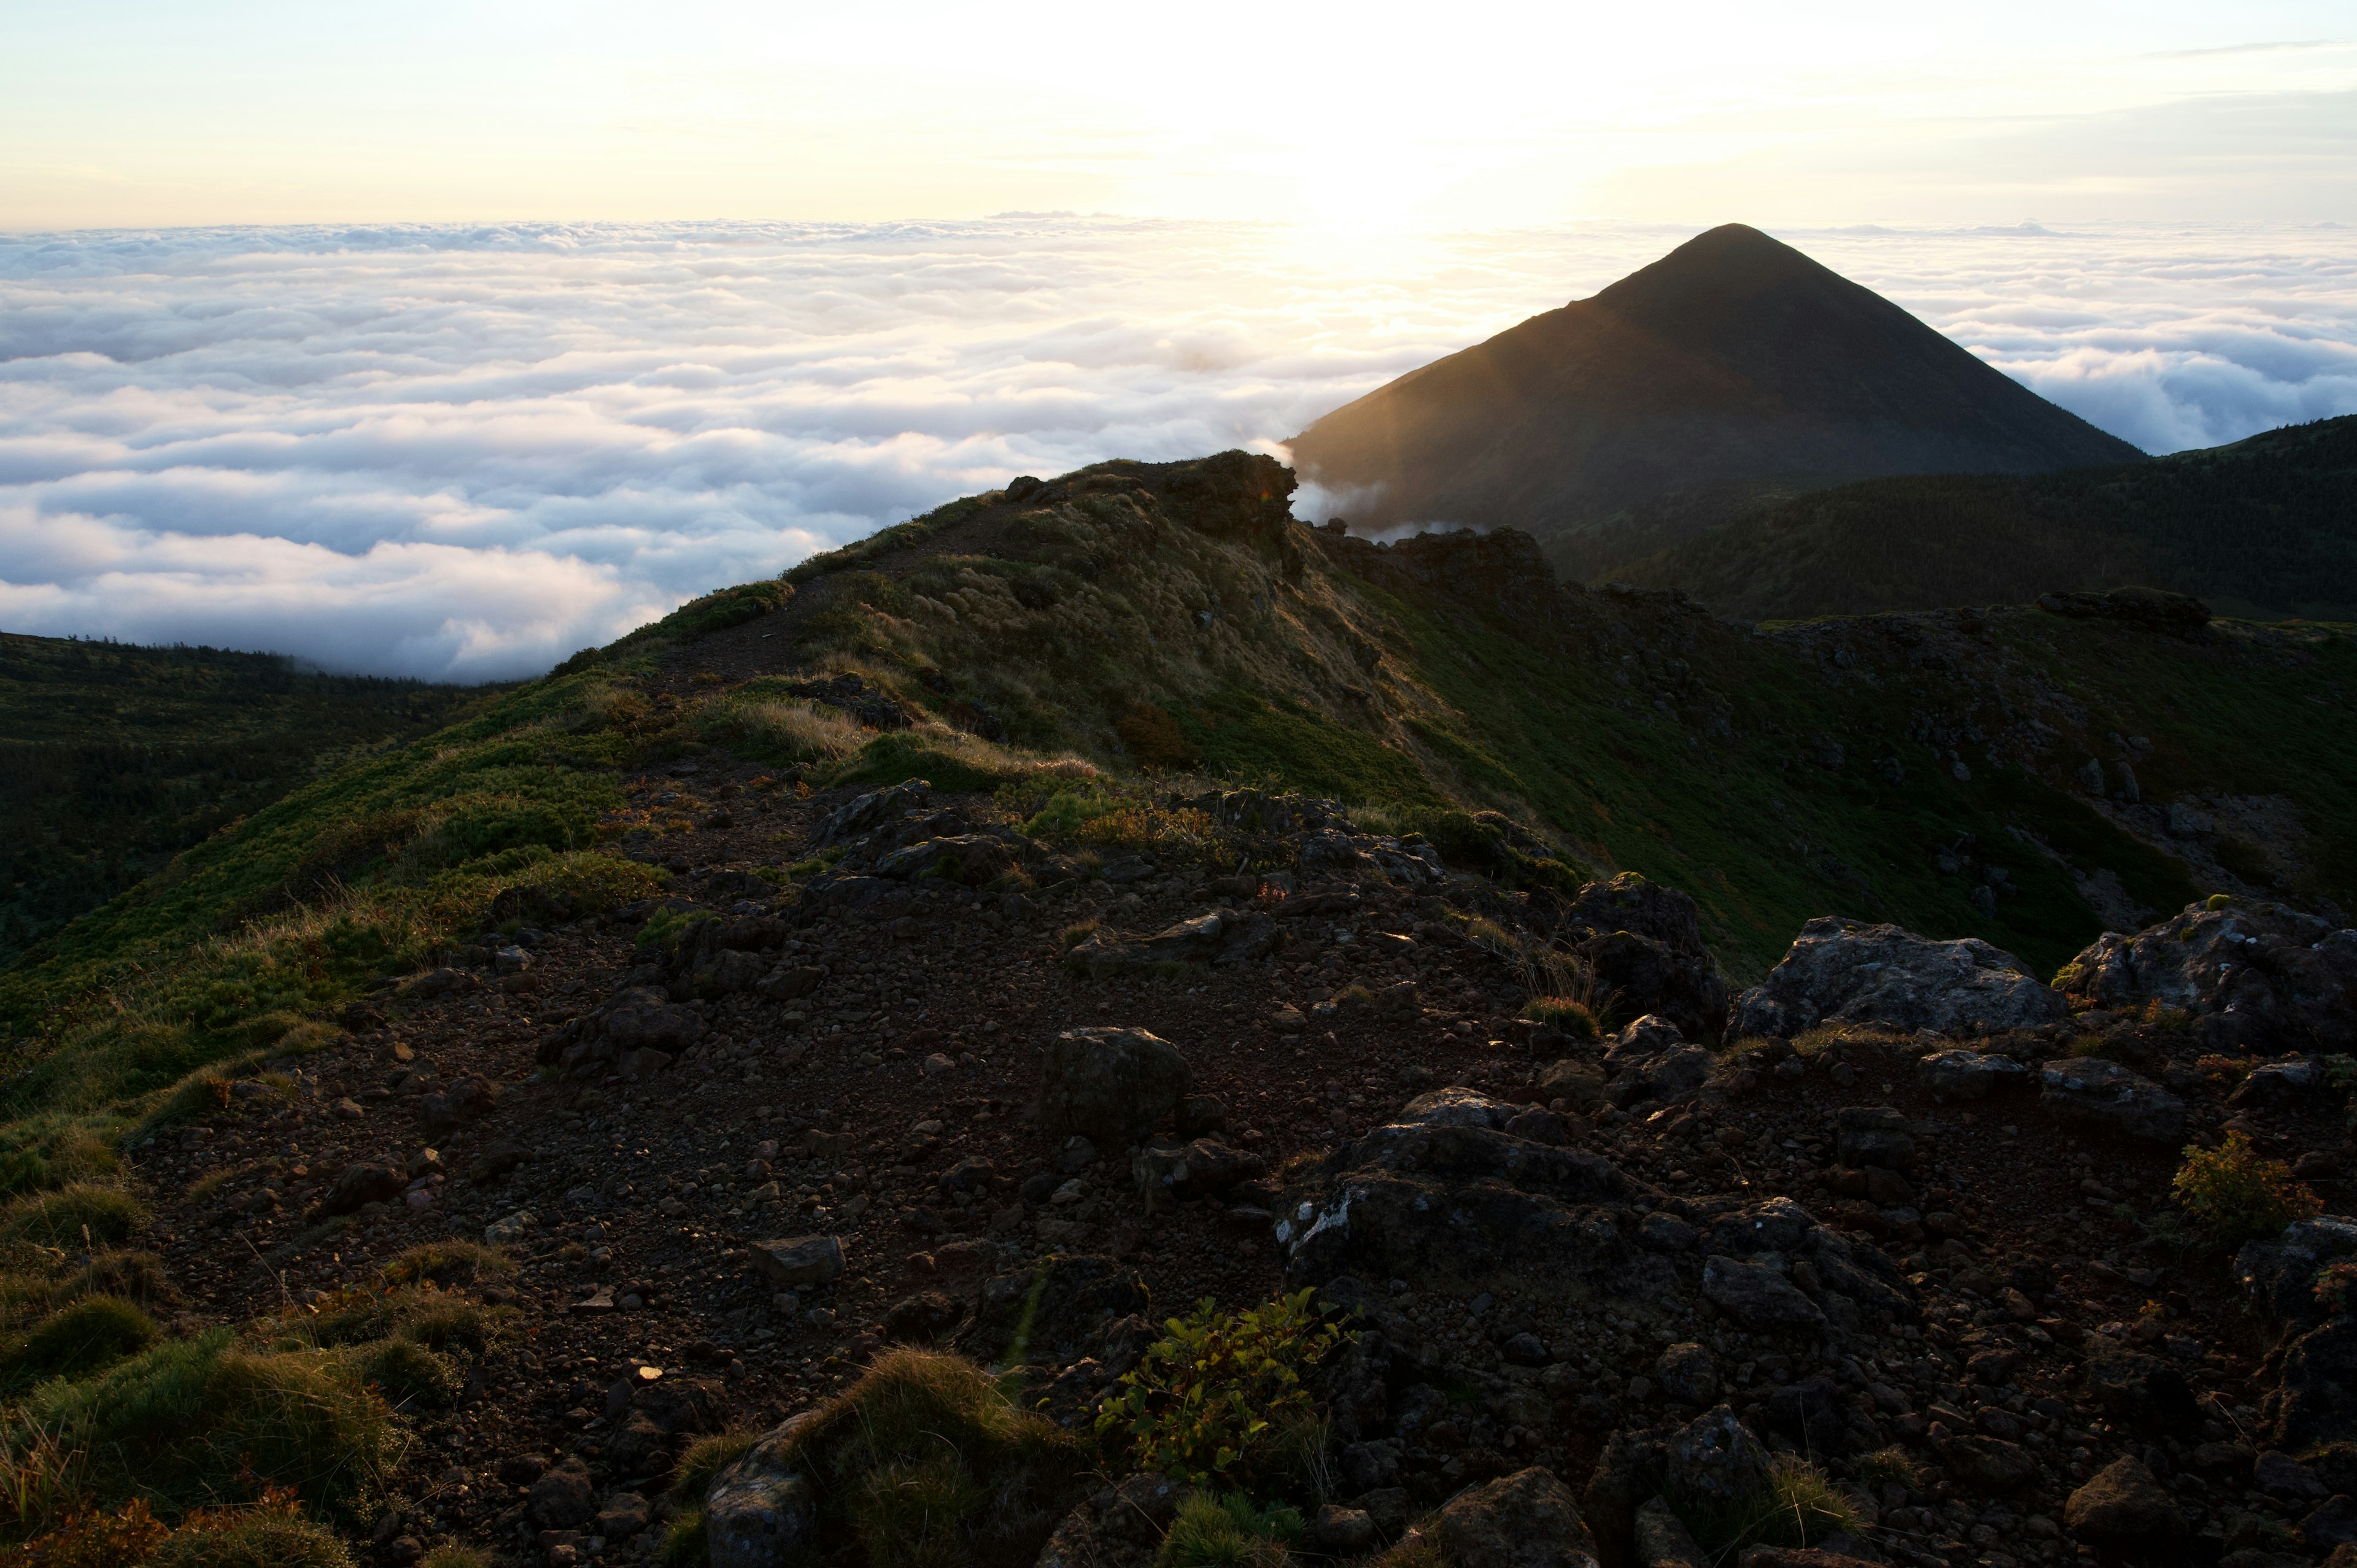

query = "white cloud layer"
[2,218,2352,681]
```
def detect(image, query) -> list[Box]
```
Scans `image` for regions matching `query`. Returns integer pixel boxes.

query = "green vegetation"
[2171,1132,2320,1249]
[1097,1289,1353,1489]
[1155,1493,1304,1568]
[0,634,481,967]
[1681,1456,1863,1557]
[0,1296,158,1390]
[1616,415,2357,622]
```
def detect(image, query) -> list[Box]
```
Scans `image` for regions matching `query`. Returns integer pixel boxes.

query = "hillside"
[1611,414,2357,621]
[1285,224,2142,581]
[0,633,484,967]
[1,452,2356,1566]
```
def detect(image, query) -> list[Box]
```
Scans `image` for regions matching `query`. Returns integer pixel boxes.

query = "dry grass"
[738,699,868,763]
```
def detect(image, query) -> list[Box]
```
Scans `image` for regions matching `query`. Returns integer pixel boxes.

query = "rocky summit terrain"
[3,447,2357,1568]
[99,763,2357,1568]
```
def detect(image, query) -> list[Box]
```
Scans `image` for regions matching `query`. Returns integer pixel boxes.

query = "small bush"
[381,1241,511,1290]
[1,1185,146,1248]
[1,1496,169,1566]
[24,1330,395,1513]
[356,1338,462,1409]
[2,1295,159,1388]
[147,1494,356,1568]
[1156,1492,1302,1568]
[1519,996,1598,1040]
[1097,1289,1354,1489]
[1854,1445,1922,1491]
[1684,1456,1862,1556]
[777,1349,1088,1568]
[2173,1133,2320,1249]
[638,906,718,952]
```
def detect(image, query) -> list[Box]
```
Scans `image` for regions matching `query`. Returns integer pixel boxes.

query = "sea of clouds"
[2,217,2351,681]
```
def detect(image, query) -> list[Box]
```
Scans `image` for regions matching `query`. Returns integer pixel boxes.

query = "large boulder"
[811,780,931,848]
[1664,1406,1772,1516]
[1917,1049,2029,1100]
[1564,875,1729,1042]
[1735,918,2066,1039]
[1601,1018,1712,1109]
[2060,899,2357,1053]
[2064,1456,2185,1555]
[1426,1467,1601,1568]
[705,1414,819,1568]
[1035,1027,1191,1146]
[2038,1058,2186,1143]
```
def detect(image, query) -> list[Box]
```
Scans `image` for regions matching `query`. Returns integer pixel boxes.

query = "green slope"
[2,451,2351,1188]
[1611,415,2357,620]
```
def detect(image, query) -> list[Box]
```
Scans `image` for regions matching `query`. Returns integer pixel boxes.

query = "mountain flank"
[1286,224,2143,582]
[1,452,2355,1568]
[1610,414,2357,623]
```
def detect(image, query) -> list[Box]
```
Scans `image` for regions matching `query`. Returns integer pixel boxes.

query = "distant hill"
[1611,415,2357,622]
[1286,223,2143,580]
[0,634,482,964]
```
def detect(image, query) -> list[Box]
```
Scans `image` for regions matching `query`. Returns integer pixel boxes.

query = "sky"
[1,3,2353,681]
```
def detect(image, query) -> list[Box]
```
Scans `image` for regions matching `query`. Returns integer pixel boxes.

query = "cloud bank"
[2,218,2351,680]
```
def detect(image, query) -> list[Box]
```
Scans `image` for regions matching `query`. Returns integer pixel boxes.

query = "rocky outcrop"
[1566,876,1729,1043]
[704,1414,819,1568]
[1035,1027,1192,1146]
[2038,1057,2186,1143]
[2037,586,2212,636]
[1062,910,1278,976]
[1735,918,2067,1039]
[1277,1107,1912,1337]
[2059,898,2357,1053]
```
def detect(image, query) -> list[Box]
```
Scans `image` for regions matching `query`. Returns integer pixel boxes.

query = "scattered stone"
[1917,1048,2030,1099]
[527,1456,596,1529]
[1833,1106,1913,1168]
[1655,1343,1717,1405]
[594,1494,649,1540]
[1665,1406,1771,1516]
[1426,1466,1600,1568]
[749,1235,845,1288]
[2064,1456,2186,1554]
[1700,1255,1824,1329]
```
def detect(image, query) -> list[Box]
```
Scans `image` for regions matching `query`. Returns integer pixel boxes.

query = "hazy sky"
[4,1,2353,230]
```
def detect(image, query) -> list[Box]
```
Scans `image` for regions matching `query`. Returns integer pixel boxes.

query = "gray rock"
[2305,1496,2357,1551]
[749,1235,845,1288]
[1917,1049,2030,1099]
[594,1493,651,1539]
[2060,898,2357,1054]
[705,1415,819,1568]
[1701,1255,1825,1329]
[2240,1218,2357,1326]
[2256,1451,2331,1502]
[598,986,706,1052]
[2231,1059,2327,1109]
[1634,1496,1708,1568]
[1833,1106,1913,1168]
[1399,1086,1519,1129]
[527,1454,596,1528]
[1063,910,1279,976]
[1313,1503,1379,1553]
[811,781,930,848]
[1735,917,2067,1039]
[1426,1466,1600,1568]
[1655,1342,1718,1405]
[2065,1456,2184,1553]
[1036,1027,1192,1146]
[2039,1057,2186,1142]
[1945,1435,2037,1492]
[1665,1405,1773,1516]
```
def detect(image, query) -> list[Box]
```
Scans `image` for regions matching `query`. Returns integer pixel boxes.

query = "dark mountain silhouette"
[1286,223,2144,579]
[1611,414,2357,622]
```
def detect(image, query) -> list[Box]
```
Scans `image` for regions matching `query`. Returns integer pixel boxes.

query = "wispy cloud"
[1,218,2351,679]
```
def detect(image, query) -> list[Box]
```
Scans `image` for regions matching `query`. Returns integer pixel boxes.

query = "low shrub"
[380,1242,511,1290]
[1097,1289,1353,1489]
[147,1491,356,1568]
[22,1330,395,1513]
[2,1295,159,1388]
[2173,1133,2320,1249]
[1519,996,1598,1040]
[775,1349,1088,1568]
[1,1186,145,1249]
[355,1337,461,1409]
[1155,1492,1302,1568]
[0,1496,168,1566]
[1683,1456,1861,1556]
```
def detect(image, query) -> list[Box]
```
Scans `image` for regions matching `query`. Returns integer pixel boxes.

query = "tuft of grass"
[1519,996,1598,1040]
[774,1348,1089,1568]
[379,1241,511,1290]
[1058,920,1101,952]
[1155,1492,1303,1568]
[19,1329,395,1517]
[731,698,868,765]
[355,1338,462,1410]
[1,1185,145,1248]
[1,1294,160,1389]
[1854,1445,1922,1491]
[2173,1132,2320,1250]
[146,1494,357,1568]
[419,1549,490,1568]
[1682,1456,1862,1557]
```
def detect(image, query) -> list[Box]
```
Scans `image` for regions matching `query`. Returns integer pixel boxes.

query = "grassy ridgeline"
[0,636,484,967]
